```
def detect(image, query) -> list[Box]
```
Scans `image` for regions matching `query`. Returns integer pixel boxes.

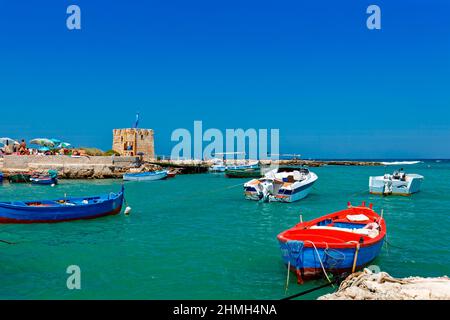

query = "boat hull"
[0,191,124,223]
[226,163,259,170]
[277,203,386,283]
[123,170,168,181]
[226,169,262,178]
[30,177,58,185]
[244,176,317,202]
[271,180,316,202]
[7,174,31,183]
[369,175,423,195]
[278,238,384,279]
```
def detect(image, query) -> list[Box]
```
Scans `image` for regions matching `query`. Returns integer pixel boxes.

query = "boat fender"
[124,206,132,215]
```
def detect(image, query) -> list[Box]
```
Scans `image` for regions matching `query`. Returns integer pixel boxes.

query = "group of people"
[0,139,30,155]
[0,139,78,156]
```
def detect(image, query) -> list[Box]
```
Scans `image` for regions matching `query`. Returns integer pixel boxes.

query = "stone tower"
[112,128,155,159]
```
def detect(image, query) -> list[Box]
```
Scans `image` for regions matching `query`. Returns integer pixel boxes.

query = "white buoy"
[124,206,132,215]
[51,184,55,187]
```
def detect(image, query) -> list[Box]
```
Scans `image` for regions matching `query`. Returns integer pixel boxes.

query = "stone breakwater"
[0,155,160,179]
[0,156,383,179]
[319,269,450,300]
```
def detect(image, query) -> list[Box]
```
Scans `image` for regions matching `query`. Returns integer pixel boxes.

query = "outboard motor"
[259,180,274,202]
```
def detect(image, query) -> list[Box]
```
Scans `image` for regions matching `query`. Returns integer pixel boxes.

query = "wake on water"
[381,161,422,165]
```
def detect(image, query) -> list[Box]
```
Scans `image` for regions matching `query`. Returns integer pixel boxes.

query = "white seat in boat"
[310,225,379,239]
[293,171,301,181]
[346,214,370,222]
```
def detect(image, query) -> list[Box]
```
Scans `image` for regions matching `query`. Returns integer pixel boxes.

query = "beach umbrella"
[0,137,19,146]
[50,138,62,145]
[29,138,55,147]
[58,142,73,149]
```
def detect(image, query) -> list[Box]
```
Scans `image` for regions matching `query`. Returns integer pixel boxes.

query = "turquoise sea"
[1,161,449,299]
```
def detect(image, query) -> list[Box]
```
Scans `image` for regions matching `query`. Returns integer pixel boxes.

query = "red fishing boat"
[277,202,386,283]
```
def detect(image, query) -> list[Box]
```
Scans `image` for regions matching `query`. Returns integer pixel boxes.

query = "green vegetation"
[104,150,121,156]
[79,147,105,156]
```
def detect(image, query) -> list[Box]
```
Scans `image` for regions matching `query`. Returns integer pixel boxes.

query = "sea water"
[1,161,449,299]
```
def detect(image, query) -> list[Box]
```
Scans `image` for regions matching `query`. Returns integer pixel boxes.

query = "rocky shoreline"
[319,269,450,300]
[0,155,383,179]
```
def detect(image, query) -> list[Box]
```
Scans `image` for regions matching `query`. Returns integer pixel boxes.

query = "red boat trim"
[277,203,386,249]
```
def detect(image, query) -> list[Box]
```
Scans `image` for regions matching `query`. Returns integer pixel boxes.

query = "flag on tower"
[134,113,140,128]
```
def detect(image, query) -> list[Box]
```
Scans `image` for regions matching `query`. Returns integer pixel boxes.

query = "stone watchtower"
[112,128,155,159]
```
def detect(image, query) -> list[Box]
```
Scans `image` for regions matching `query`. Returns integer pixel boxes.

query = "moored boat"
[225,161,259,171]
[7,173,32,183]
[166,169,178,178]
[277,202,386,283]
[209,160,227,173]
[225,168,262,178]
[209,157,259,173]
[0,186,124,223]
[243,166,317,202]
[123,170,168,181]
[0,172,3,183]
[369,169,424,196]
[30,170,58,185]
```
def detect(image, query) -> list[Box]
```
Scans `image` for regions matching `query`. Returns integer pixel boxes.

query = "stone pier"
[1,155,141,179]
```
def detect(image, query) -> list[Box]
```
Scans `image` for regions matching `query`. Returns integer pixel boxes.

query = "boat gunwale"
[0,191,123,211]
[277,205,386,249]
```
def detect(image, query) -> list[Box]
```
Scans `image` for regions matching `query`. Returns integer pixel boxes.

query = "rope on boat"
[0,239,16,245]
[285,261,291,294]
[123,193,132,215]
[281,275,344,300]
[304,240,332,284]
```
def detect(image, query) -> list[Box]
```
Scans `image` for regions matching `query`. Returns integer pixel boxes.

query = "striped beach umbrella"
[29,138,56,147]
[0,137,19,146]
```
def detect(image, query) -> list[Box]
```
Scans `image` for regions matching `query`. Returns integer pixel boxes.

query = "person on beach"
[19,139,28,155]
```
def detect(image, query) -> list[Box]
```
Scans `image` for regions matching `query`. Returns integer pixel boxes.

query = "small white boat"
[243,166,318,202]
[208,158,259,173]
[226,161,259,171]
[208,158,226,173]
[369,169,424,195]
[123,170,168,181]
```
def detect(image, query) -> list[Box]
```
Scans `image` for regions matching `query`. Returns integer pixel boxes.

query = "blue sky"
[0,1,449,159]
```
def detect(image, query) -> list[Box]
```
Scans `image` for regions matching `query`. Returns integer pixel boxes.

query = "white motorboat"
[243,166,318,202]
[369,169,424,195]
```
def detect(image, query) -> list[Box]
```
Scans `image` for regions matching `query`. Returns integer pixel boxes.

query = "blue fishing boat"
[277,202,386,283]
[0,172,3,183]
[0,186,124,223]
[30,170,58,185]
[123,170,168,181]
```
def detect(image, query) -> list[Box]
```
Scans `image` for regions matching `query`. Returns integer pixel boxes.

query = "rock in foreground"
[319,269,450,300]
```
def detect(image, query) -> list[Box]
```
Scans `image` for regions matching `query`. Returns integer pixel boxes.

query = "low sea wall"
[1,155,140,179]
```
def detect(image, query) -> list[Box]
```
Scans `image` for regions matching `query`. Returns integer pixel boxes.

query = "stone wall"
[2,155,140,179]
[112,128,155,159]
